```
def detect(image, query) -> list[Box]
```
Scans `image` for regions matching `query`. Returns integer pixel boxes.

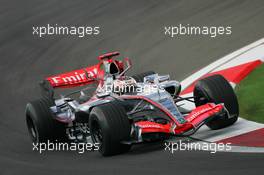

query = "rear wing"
[46,64,99,88]
[45,52,124,89]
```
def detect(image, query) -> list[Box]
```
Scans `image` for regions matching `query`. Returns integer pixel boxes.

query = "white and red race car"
[26,52,239,156]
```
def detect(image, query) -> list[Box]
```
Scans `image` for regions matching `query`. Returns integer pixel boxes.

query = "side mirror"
[160,81,181,96]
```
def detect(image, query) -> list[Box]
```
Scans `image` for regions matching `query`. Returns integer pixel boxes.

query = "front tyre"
[89,101,131,156]
[194,74,239,130]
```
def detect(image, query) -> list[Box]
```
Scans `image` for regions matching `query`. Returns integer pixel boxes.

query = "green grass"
[235,64,264,123]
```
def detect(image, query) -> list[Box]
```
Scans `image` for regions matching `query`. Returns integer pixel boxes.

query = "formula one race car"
[25,52,239,156]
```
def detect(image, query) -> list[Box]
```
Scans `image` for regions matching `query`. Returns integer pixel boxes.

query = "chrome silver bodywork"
[50,73,182,142]
[50,74,181,122]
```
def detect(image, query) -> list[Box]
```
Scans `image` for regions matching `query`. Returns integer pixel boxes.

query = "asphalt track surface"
[1,0,264,174]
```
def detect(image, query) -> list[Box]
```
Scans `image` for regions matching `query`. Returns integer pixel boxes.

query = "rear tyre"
[132,71,156,82]
[89,101,131,156]
[194,74,239,130]
[25,98,67,143]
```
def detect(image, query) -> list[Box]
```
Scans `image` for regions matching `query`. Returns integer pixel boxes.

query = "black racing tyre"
[25,98,67,143]
[89,101,131,156]
[194,74,239,130]
[132,71,156,82]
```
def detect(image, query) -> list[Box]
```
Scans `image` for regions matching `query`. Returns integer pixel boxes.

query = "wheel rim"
[91,120,103,144]
[26,115,38,143]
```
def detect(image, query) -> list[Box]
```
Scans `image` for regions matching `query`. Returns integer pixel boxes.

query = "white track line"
[181,38,264,90]
[192,118,264,142]
[178,38,264,147]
